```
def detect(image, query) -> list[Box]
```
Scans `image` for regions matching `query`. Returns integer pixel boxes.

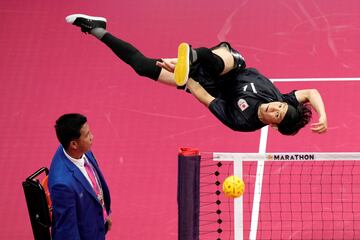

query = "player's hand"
[156,58,177,73]
[310,115,327,133]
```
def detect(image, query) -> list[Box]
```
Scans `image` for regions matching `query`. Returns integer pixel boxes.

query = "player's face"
[75,122,93,153]
[259,102,288,124]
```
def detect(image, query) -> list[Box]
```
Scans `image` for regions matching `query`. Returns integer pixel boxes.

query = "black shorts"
[188,42,246,97]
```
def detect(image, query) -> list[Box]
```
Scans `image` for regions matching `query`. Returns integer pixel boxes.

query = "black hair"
[54,113,87,149]
[278,103,312,136]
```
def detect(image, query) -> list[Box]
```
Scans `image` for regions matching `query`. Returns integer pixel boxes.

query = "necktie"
[84,160,107,221]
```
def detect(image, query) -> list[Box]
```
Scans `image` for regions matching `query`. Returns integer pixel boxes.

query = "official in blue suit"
[49,113,112,240]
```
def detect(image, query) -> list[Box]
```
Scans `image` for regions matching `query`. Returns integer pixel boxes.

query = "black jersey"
[206,68,299,132]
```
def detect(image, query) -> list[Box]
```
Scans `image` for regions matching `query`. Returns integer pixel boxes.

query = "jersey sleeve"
[208,98,249,131]
[281,90,299,106]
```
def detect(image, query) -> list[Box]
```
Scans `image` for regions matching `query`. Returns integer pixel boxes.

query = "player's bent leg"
[211,42,246,74]
[211,47,236,75]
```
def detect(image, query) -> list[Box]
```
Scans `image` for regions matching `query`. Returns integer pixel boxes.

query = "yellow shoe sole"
[174,42,190,86]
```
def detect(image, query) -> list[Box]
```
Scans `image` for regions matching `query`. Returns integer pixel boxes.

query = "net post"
[177,147,201,240]
[234,160,244,240]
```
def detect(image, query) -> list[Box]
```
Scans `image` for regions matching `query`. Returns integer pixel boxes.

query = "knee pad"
[130,53,161,80]
[211,42,246,71]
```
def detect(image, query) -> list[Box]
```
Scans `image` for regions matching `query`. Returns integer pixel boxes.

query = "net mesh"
[199,158,235,240]
[198,154,360,240]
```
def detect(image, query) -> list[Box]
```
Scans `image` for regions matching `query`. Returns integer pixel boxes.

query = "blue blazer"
[48,146,111,240]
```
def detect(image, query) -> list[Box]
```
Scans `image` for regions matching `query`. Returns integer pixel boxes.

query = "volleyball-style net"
[177,149,360,240]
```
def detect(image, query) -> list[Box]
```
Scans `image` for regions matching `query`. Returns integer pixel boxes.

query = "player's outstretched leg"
[65,14,107,34]
[65,13,162,81]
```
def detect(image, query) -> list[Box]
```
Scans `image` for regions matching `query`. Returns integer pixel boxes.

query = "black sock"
[101,33,162,80]
[194,47,225,76]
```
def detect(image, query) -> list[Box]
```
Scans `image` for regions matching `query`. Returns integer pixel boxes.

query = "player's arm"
[295,89,327,133]
[186,79,215,107]
[187,79,247,131]
[156,58,177,73]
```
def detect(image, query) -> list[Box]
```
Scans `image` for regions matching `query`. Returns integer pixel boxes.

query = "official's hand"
[156,58,177,73]
[310,115,327,133]
[106,215,112,231]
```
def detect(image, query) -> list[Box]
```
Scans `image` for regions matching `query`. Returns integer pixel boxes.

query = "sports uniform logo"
[237,99,249,111]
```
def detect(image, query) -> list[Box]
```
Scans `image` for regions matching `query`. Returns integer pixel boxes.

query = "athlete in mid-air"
[65,14,327,135]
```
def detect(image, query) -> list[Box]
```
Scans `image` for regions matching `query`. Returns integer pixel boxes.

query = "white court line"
[248,126,268,240]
